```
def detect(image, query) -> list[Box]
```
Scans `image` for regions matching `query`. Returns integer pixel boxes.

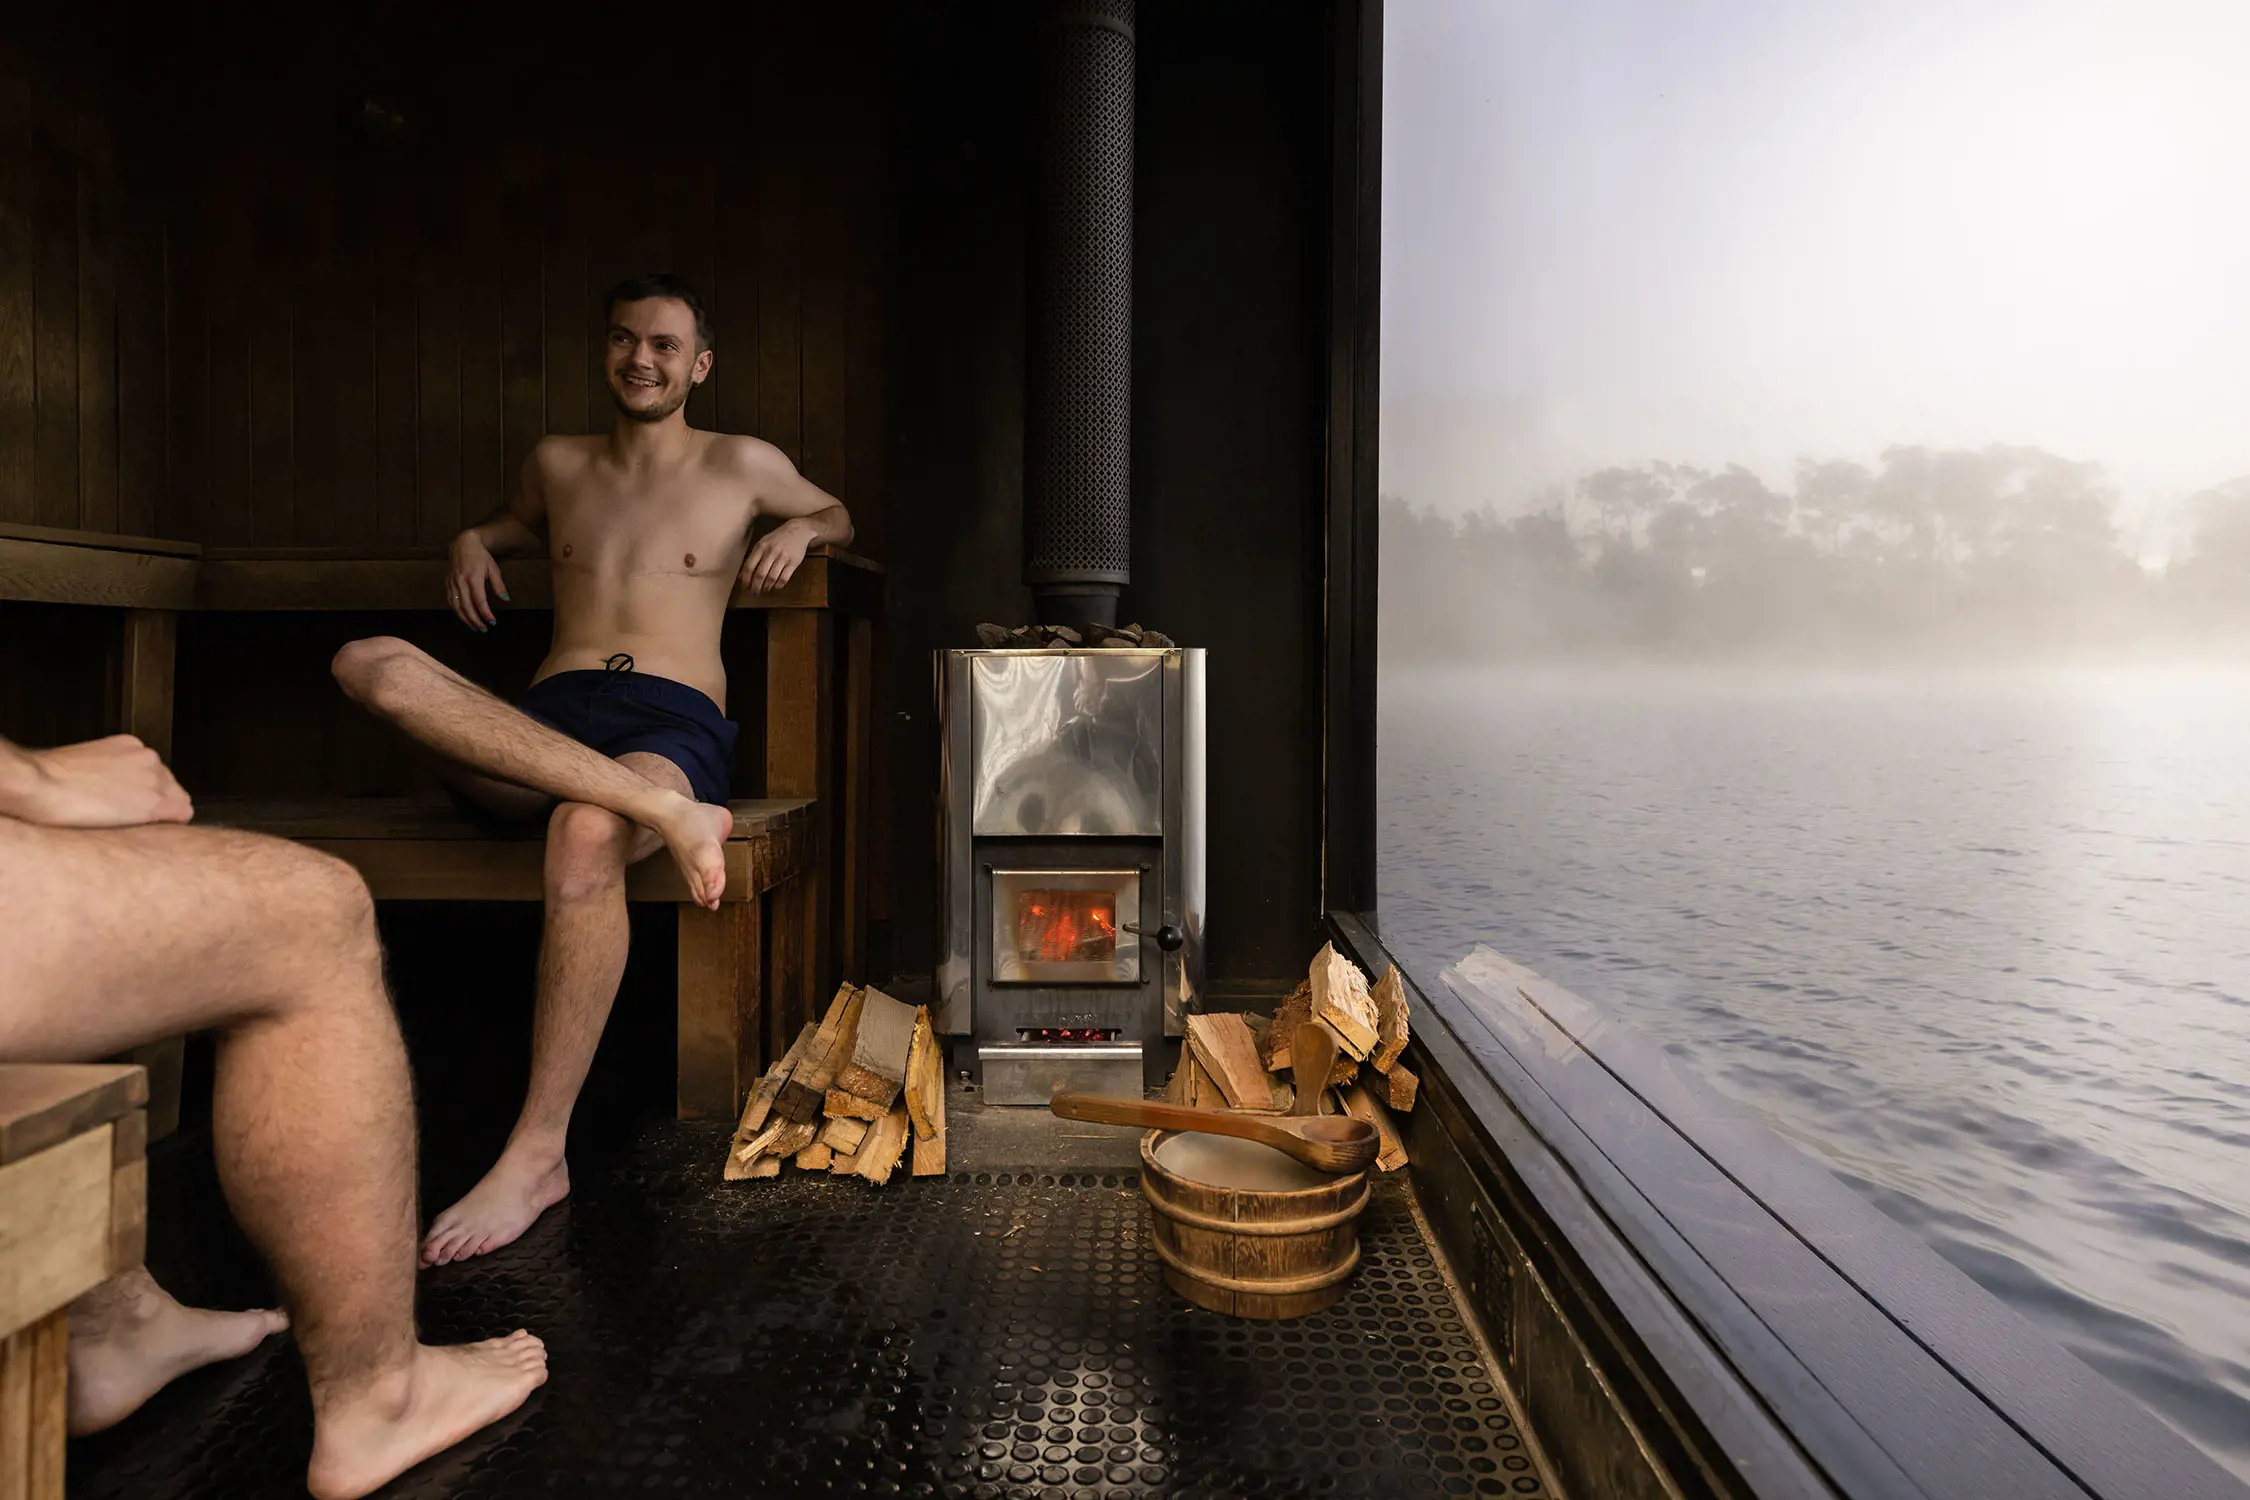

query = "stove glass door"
[989,868,1142,984]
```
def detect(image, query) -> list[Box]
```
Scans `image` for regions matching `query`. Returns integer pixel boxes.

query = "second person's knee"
[330,635,417,707]
[546,802,630,899]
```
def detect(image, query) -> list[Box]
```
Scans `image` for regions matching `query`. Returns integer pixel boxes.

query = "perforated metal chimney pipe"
[1025,0,1134,632]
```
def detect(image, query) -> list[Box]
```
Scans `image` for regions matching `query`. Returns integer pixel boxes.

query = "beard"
[610,375,691,424]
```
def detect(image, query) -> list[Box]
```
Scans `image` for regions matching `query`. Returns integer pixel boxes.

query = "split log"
[1260,981,1313,1071]
[905,1008,944,1140]
[1386,1061,1420,1114]
[855,1099,913,1185]
[1309,944,1378,1060]
[1167,1053,1228,1110]
[746,1155,781,1178]
[1341,1083,1408,1172]
[1185,1013,1269,1110]
[910,1011,948,1177]
[821,1114,871,1153]
[834,986,918,1109]
[1370,966,1410,1074]
[796,1141,834,1171]
[829,1151,860,1175]
[779,984,864,1122]
[736,1022,821,1140]
[724,1119,788,1180]
[771,1121,817,1156]
[824,1088,888,1122]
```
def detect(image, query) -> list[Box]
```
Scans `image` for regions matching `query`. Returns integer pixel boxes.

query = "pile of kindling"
[724,983,946,1183]
[1166,943,1415,1171]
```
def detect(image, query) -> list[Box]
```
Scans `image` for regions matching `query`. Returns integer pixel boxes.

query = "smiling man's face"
[605,297,711,424]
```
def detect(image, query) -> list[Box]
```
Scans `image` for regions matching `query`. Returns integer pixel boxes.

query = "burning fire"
[1017,890,1118,964]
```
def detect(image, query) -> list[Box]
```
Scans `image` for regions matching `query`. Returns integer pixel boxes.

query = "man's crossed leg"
[331,637,723,1264]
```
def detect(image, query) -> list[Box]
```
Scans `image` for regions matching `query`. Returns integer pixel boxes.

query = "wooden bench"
[0,1064,149,1500]
[0,524,884,1122]
[198,797,815,1119]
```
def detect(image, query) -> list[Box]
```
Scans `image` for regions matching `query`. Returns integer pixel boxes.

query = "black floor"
[72,1122,1550,1500]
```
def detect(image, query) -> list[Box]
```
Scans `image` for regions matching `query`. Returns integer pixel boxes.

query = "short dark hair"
[603,272,713,351]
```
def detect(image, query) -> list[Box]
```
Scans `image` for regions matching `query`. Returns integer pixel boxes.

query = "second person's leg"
[423,752,683,1265]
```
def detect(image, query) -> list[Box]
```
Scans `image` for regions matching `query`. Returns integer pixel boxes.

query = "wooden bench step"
[197,796,814,904]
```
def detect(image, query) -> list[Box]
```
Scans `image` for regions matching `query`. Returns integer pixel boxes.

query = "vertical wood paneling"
[204,161,254,546]
[107,6,888,553]
[415,238,461,549]
[678,154,720,434]
[373,168,420,549]
[541,156,587,438]
[0,44,35,525]
[751,6,805,465]
[457,151,504,531]
[289,166,339,546]
[499,149,546,499]
[30,72,79,530]
[247,166,295,546]
[74,99,117,534]
[797,19,849,497]
[330,176,377,549]
[113,196,163,539]
[713,137,761,446]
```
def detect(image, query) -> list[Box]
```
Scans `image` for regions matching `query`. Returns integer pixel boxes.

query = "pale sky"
[1381,0,2250,555]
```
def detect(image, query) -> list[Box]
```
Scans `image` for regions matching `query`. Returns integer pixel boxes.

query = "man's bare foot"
[306,1332,548,1500]
[649,792,734,909]
[68,1271,288,1435]
[422,1148,570,1266]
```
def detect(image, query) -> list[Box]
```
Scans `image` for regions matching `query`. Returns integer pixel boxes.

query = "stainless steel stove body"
[936,648,1205,1102]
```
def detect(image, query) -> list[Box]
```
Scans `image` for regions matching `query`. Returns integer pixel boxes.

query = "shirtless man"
[330,272,853,1265]
[0,732,547,1499]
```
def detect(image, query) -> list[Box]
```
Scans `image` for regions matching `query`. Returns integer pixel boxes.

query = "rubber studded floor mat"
[70,1123,1550,1499]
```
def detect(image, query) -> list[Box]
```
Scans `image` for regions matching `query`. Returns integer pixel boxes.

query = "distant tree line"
[1382,445,2250,661]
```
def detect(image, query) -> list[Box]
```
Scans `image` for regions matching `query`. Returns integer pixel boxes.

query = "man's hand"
[0,736,193,829]
[448,530,510,632]
[740,518,816,595]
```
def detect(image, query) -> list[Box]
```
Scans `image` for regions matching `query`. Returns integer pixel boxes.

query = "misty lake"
[1377,664,2250,1479]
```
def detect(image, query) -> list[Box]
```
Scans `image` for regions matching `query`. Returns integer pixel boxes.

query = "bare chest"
[546,471,754,581]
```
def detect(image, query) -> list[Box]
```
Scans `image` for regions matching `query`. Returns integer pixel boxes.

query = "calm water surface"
[1378,665,2250,1478]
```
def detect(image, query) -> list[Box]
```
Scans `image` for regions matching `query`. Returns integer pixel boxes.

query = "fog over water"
[1380,0,2250,1478]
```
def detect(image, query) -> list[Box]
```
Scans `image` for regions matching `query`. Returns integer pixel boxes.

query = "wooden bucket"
[1138,1129,1371,1319]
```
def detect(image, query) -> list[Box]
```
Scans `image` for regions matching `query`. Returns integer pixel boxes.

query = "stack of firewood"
[1167,943,1416,1171]
[725,983,947,1183]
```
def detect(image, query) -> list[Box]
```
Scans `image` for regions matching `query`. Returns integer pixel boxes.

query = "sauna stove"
[936,646,1205,1102]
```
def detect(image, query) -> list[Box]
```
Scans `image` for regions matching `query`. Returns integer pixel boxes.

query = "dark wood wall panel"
[148,2,887,555]
[0,29,169,540]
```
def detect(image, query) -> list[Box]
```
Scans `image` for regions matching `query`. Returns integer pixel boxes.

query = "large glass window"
[1379,0,2250,1474]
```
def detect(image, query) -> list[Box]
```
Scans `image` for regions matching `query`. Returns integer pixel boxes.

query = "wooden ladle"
[1049,1091,1378,1175]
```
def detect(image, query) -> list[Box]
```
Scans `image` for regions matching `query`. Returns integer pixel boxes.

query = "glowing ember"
[1015,890,1117,964]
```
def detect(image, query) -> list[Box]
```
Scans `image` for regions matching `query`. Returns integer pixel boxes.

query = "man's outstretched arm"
[735,438,855,594]
[0,734,193,828]
[448,446,553,632]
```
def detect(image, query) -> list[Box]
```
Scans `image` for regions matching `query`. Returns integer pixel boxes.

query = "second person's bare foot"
[68,1271,288,1434]
[650,793,734,909]
[306,1332,549,1500]
[422,1148,569,1266]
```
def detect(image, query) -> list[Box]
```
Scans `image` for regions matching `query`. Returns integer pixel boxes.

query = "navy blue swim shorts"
[517,659,736,805]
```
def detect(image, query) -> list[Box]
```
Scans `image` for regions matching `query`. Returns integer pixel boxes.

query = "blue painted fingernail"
[500,591,511,601]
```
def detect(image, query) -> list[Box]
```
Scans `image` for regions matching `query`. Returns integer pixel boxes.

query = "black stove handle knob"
[1124,921,1185,953]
